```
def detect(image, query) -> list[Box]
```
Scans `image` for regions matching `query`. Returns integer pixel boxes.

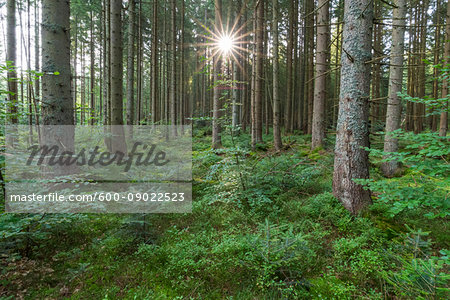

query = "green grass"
[1,131,448,299]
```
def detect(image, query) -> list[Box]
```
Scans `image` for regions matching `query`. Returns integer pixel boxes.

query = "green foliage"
[383,226,450,298]
[243,219,314,296]
[357,130,449,218]
[1,133,448,299]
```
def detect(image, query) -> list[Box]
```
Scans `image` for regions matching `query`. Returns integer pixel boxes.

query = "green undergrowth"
[1,131,448,299]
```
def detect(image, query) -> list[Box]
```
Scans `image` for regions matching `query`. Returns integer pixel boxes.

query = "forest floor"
[0,129,448,299]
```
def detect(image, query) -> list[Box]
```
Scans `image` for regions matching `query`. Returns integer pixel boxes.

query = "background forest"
[0,0,449,298]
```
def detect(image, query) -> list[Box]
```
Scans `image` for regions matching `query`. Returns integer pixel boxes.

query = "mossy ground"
[1,130,448,299]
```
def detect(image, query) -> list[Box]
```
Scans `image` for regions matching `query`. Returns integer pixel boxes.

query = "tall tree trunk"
[332,0,373,215]
[179,0,185,126]
[284,0,294,133]
[231,0,241,132]
[42,0,73,125]
[81,43,85,124]
[6,0,18,125]
[370,0,382,127]
[35,0,40,105]
[306,0,314,134]
[272,0,282,151]
[110,0,126,152]
[212,0,222,148]
[311,0,329,149]
[381,0,407,177]
[431,0,441,132]
[151,0,158,124]
[136,3,142,123]
[170,0,177,135]
[102,0,110,125]
[440,0,450,136]
[90,11,95,125]
[252,0,264,147]
[126,0,135,126]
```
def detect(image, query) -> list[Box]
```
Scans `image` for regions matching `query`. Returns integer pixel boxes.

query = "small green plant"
[383,226,449,298]
[357,130,449,218]
[243,219,314,295]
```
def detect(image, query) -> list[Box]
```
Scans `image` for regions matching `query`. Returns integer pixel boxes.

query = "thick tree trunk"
[110,0,126,152]
[381,0,407,177]
[212,0,222,148]
[41,0,73,125]
[6,0,18,125]
[126,0,135,126]
[440,0,450,136]
[272,0,282,151]
[311,0,329,149]
[41,0,75,165]
[332,0,373,215]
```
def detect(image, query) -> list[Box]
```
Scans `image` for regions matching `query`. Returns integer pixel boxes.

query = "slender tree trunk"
[306,0,314,134]
[179,0,185,126]
[136,2,142,123]
[90,11,95,125]
[291,0,298,132]
[284,0,294,133]
[272,0,282,150]
[439,0,450,136]
[370,0,382,127]
[35,0,40,105]
[212,0,222,148]
[252,0,264,147]
[81,43,85,124]
[170,0,177,135]
[431,0,441,132]
[7,0,18,125]
[102,0,110,125]
[332,0,373,215]
[381,0,407,177]
[126,0,135,126]
[151,0,158,124]
[311,0,329,149]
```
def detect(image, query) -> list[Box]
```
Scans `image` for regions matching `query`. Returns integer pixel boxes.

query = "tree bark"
[272,0,282,151]
[284,0,294,133]
[151,0,158,124]
[311,0,329,149]
[126,0,135,126]
[110,0,126,152]
[306,0,314,134]
[212,0,222,148]
[252,0,264,147]
[440,0,450,136]
[170,0,177,135]
[41,0,75,165]
[6,0,18,125]
[381,0,407,177]
[332,0,373,215]
[90,11,95,125]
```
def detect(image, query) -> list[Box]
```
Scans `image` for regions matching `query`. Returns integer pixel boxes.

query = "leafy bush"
[358,130,449,218]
